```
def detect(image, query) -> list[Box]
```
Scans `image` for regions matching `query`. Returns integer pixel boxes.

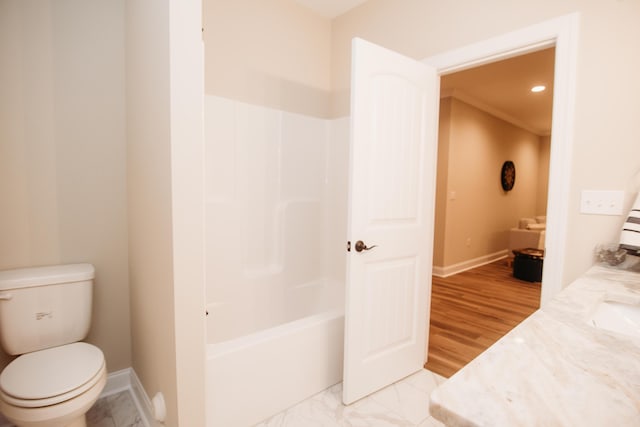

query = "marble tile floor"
[256,369,447,427]
[0,389,144,427]
[86,389,145,427]
[0,370,444,427]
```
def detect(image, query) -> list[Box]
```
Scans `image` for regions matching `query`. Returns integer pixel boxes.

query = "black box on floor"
[513,248,544,282]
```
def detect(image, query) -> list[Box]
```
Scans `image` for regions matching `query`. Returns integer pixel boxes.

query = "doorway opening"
[421,12,579,377]
[425,48,554,377]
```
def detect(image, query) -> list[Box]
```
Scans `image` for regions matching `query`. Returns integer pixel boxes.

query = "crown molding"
[440,88,550,136]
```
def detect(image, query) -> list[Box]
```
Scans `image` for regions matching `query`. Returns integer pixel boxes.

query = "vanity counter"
[429,263,640,426]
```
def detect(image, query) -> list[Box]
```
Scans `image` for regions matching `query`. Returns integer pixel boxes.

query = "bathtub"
[206,309,344,427]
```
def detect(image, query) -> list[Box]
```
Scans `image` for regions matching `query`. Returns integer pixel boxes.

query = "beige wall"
[433,97,452,267]
[332,0,640,285]
[2,1,203,424]
[0,0,131,373]
[127,0,205,425]
[203,0,332,118]
[434,98,542,268]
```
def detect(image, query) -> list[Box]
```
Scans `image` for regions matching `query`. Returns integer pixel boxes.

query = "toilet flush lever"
[0,293,12,301]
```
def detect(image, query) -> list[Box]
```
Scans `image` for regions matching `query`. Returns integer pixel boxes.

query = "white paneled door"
[343,38,440,404]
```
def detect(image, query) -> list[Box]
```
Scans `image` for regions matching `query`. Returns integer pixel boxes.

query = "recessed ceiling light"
[531,85,546,93]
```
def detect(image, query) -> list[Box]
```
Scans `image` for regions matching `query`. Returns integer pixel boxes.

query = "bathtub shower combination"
[205,95,349,426]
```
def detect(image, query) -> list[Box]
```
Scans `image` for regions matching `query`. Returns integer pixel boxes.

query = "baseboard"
[101,368,132,397]
[129,368,158,427]
[102,368,156,427]
[433,250,509,278]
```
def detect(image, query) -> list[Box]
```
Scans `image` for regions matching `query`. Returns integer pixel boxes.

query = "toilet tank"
[0,264,95,355]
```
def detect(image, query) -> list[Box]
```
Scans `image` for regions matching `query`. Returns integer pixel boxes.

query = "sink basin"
[587,297,640,339]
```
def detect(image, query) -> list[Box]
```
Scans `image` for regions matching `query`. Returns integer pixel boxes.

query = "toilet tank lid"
[0,264,95,291]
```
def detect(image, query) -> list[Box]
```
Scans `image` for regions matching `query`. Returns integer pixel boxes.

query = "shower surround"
[204,95,349,426]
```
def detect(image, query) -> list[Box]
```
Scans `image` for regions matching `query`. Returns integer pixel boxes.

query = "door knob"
[354,240,377,252]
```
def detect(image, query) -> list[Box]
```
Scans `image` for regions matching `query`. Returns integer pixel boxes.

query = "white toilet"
[0,264,106,427]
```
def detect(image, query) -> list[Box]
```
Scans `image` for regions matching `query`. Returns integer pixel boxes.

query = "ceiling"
[441,48,555,136]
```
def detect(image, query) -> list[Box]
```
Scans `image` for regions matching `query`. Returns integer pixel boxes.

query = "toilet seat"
[0,363,106,427]
[0,342,105,408]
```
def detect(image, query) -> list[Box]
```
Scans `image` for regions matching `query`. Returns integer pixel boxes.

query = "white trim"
[100,368,132,397]
[441,88,548,136]
[424,13,580,306]
[433,250,509,278]
[129,368,156,427]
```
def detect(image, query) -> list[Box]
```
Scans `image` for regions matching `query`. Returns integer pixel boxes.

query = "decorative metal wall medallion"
[501,161,516,191]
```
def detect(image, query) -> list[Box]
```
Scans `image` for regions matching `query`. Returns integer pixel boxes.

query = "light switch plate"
[580,190,625,215]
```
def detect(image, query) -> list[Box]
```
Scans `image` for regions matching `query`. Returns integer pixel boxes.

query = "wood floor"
[424,260,541,378]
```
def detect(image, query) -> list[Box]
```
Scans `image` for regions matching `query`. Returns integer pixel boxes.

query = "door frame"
[423,13,579,306]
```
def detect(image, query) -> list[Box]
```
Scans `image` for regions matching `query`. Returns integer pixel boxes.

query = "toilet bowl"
[0,342,106,427]
[0,264,106,427]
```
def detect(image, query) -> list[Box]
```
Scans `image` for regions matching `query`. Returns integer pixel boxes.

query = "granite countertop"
[429,259,640,427]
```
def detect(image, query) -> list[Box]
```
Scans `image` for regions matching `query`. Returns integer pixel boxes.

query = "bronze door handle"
[354,240,378,252]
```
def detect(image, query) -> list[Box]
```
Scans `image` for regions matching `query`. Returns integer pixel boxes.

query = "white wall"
[169,0,206,424]
[126,0,205,425]
[126,0,177,423]
[0,0,131,374]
